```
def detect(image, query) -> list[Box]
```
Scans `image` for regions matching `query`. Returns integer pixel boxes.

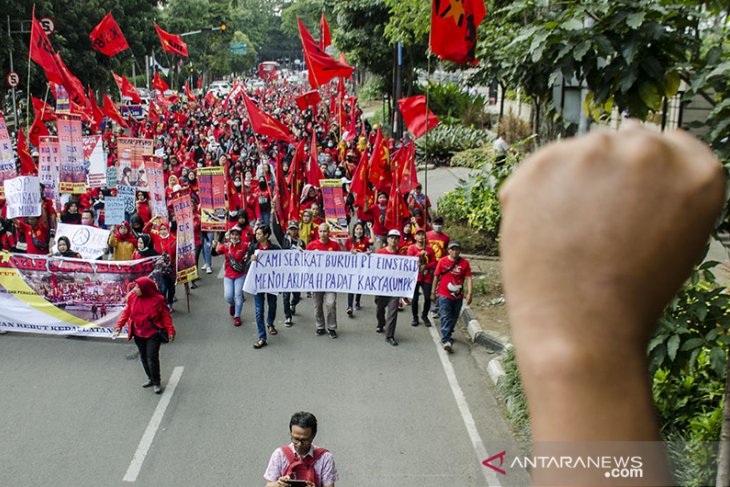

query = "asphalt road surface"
[0,168,525,487]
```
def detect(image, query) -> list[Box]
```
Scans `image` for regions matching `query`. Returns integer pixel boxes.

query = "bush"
[497,349,531,441]
[366,104,388,131]
[498,109,533,144]
[421,81,489,127]
[450,145,497,168]
[445,222,498,255]
[358,76,385,101]
[415,125,491,165]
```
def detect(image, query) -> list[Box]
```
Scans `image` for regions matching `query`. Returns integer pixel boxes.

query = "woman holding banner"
[52,236,82,259]
[112,277,176,394]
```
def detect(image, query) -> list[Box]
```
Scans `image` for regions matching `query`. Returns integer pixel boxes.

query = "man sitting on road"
[264,411,338,487]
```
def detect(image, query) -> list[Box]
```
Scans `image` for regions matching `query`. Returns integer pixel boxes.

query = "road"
[0,168,524,487]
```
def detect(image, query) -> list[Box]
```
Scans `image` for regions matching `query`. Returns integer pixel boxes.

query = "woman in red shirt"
[216,226,247,327]
[344,221,370,316]
[113,277,176,394]
[135,191,152,223]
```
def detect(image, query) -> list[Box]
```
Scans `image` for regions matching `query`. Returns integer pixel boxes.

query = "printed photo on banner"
[116,137,153,188]
[0,252,156,337]
[84,135,106,188]
[0,112,18,198]
[171,190,198,284]
[243,250,419,298]
[320,179,349,240]
[4,176,42,219]
[38,136,59,201]
[54,223,111,260]
[198,166,226,231]
[104,197,125,226]
[142,155,167,218]
[57,114,86,194]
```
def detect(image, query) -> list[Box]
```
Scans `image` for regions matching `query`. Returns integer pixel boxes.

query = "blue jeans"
[438,296,462,345]
[201,232,213,268]
[223,275,245,318]
[254,293,277,341]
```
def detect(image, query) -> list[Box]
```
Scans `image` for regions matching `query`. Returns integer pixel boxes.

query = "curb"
[459,303,511,386]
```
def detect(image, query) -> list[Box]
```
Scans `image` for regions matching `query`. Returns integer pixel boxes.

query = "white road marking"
[123,366,184,482]
[217,265,225,279]
[429,327,502,487]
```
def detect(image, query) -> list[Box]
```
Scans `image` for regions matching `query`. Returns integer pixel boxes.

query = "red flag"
[197,77,203,90]
[319,13,331,51]
[398,141,419,194]
[89,12,129,57]
[243,93,293,141]
[306,136,324,187]
[288,141,306,221]
[398,95,440,138]
[297,18,354,88]
[205,91,217,107]
[88,86,103,132]
[184,81,196,102]
[54,54,89,108]
[28,114,50,148]
[102,94,129,128]
[345,97,358,141]
[153,71,169,93]
[155,92,172,111]
[29,8,62,85]
[350,148,370,210]
[430,0,486,65]
[154,23,188,57]
[147,101,160,124]
[17,129,36,175]
[384,177,410,231]
[368,128,388,187]
[32,97,56,121]
[339,53,354,81]
[295,90,322,111]
[112,72,142,104]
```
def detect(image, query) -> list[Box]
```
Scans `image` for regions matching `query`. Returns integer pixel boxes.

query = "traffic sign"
[39,17,55,35]
[6,72,19,88]
[229,42,247,56]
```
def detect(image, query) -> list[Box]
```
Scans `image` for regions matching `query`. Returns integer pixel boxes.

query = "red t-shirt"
[375,247,398,255]
[306,239,342,252]
[426,231,450,260]
[434,256,471,300]
[217,241,248,279]
[345,237,370,253]
[407,243,437,284]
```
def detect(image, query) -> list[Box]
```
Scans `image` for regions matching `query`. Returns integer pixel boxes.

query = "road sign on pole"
[38,17,54,35]
[6,72,19,88]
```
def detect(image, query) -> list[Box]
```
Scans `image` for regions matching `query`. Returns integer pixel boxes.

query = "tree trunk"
[716,347,730,487]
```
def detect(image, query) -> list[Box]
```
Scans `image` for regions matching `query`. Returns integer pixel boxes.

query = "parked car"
[208,80,231,97]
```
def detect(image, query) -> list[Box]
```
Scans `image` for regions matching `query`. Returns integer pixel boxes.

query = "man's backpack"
[281,445,328,485]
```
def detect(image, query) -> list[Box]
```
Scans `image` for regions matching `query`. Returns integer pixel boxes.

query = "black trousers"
[134,335,162,386]
[347,293,361,308]
[412,281,432,319]
[282,292,301,319]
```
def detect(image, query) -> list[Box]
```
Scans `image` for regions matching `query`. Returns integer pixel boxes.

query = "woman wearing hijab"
[132,234,159,260]
[112,277,176,394]
[108,222,137,261]
[53,236,82,258]
[129,215,145,239]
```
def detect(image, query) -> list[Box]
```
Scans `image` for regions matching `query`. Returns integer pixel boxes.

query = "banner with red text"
[170,191,198,284]
[0,252,156,337]
[197,166,226,231]
[57,114,86,194]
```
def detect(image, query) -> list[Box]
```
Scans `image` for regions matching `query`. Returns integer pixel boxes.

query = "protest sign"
[0,112,18,198]
[0,252,156,337]
[243,250,419,298]
[4,176,42,219]
[84,135,106,188]
[104,197,125,225]
[57,114,86,194]
[143,155,167,218]
[320,179,348,240]
[117,184,136,213]
[38,136,59,202]
[171,191,198,284]
[117,137,153,188]
[106,166,117,188]
[198,166,226,231]
[54,223,111,260]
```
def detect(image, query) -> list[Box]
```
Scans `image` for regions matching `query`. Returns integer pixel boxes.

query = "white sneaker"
[205,266,213,274]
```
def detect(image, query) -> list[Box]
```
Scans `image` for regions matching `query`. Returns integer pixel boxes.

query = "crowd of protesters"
[0,77,472,351]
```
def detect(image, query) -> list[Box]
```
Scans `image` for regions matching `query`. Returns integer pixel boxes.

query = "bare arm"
[499,122,725,485]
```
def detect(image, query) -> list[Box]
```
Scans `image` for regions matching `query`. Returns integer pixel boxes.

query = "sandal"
[268,325,278,335]
[253,339,267,349]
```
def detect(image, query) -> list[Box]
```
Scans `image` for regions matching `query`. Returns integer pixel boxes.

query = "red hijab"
[114,221,137,245]
[127,277,166,328]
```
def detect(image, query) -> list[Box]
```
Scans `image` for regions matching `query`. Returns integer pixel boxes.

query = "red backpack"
[281,445,328,485]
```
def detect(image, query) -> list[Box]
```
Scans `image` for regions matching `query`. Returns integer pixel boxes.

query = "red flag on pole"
[243,93,293,141]
[32,97,56,121]
[367,128,388,187]
[28,114,49,148]
[54,54,89,108]
[306,136,324,187]
[297,18,354,88]
[430,0,486,65]
[154,23,189,57]
[89,12,129,57]
[153,71,169,93]
[319,13,331,51]
[184,81,197,102]
[17,129,36,175]
[397,141,419,194]
[102,94,129,128]
[205,91,217,107]
[112,72,142,104]
[88,86,104,131]
[295,90,322,111]
[147,101,160,124]
[397,95,440,139]
[350,149,370,210]
[29,8,62,85]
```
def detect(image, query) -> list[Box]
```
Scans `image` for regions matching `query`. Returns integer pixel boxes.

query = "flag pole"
[424,45,433,206]
[26,7,36,134]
